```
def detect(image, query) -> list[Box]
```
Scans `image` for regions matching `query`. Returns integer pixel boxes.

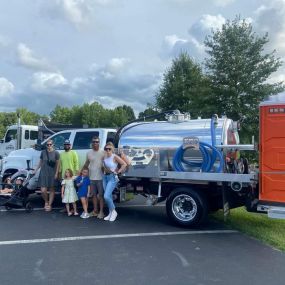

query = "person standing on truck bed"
[34,139,60,212]
[57,139,79,179]
[82,136,105,219]
[102,142,127,222]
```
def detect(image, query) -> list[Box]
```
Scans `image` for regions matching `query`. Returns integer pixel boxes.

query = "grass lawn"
[211,207,285,251]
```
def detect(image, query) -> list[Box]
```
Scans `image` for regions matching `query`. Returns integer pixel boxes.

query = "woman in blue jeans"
[102,142,127,222]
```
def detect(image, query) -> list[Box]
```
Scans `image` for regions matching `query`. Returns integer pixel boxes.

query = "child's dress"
[62,179,78,203]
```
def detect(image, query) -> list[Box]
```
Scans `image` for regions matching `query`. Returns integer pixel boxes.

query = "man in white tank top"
[82,137,105,219]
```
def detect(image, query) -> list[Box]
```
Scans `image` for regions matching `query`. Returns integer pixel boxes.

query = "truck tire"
[166,187,208,227]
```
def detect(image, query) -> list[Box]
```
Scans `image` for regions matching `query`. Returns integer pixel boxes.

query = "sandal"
[68,212,73,216]
[44,203,49,210]
[45,205,52,212]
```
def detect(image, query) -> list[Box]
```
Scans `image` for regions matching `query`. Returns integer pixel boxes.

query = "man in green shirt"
[57,139,79,179]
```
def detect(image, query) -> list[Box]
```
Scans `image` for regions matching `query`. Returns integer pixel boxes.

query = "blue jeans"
[103,174,118,211]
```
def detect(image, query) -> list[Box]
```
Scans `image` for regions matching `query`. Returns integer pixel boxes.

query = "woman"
[102,142,127,222]
[34,139,60,211]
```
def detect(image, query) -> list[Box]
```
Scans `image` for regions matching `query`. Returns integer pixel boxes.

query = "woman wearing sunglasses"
[34,139,60,211]
[102,142,127,222]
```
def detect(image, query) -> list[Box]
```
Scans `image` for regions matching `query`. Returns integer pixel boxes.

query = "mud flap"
[222,182,230,221]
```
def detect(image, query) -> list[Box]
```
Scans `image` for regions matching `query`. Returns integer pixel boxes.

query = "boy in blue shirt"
[75,168,91,219]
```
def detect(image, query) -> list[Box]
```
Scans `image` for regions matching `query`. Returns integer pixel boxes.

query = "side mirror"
[0,139,3,144]
[35,139,44,151]
[5,136,12,143]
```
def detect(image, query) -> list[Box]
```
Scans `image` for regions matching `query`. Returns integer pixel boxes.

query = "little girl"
[61,169,79,216]
[75,168,91,219]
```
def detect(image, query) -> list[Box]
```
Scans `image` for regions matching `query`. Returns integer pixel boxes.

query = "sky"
[1,0,285,115]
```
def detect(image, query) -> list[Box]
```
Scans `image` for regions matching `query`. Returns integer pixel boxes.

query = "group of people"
[33,137,127,222]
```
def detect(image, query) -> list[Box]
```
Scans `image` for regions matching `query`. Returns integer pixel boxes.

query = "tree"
[155,52,211,118]
[204,16,285,141]
[114,105,136,122]
[50,105,72,124]
[138,104,160,119]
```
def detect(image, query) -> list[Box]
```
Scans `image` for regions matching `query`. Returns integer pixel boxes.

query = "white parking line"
[0,230,238,246]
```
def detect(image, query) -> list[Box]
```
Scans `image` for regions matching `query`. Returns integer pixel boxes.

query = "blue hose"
[172,117,224,173]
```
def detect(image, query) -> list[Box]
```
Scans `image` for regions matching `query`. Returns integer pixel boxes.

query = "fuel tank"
[118,114,239,177]
[118,117,238,149]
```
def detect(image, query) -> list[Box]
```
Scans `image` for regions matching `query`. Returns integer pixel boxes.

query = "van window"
[106,132,116,144]
[43,132,71,150]
[73,131,99,150]
[5,130,17,143]
[30,131,38,140]
[25,130,29,140]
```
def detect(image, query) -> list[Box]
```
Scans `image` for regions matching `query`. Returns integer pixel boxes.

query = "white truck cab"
[0,128,116,182]
[0,125,38,159]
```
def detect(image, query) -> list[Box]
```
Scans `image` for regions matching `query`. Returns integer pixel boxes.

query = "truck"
[113,103,285,227]
[0,128,116,181]
[0,125,38,160]
[3,102,285,228]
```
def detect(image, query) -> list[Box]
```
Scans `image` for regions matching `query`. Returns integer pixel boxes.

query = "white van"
[0,128,116,181]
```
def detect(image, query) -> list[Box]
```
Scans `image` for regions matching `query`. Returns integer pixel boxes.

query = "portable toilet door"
[259,102,285,204]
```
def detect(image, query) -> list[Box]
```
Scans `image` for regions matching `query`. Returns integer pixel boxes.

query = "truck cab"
[0,125,38,159]
[0,128,116,182]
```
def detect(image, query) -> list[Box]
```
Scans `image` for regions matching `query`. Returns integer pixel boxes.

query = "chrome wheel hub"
[172,194,197,222]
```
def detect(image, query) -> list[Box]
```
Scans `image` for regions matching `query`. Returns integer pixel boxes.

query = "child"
[75,168,91,219]
[0,177,13,194]
[61,169,79,216]
[0,177,23,194]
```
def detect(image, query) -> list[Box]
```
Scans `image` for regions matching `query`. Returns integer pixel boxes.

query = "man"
[57,139,79,179]
[82,136,105,219]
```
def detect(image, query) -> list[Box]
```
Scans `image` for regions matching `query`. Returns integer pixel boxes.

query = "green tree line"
[0,104,135,138]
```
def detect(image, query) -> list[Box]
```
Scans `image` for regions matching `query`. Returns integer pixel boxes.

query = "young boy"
[75,168,91,219]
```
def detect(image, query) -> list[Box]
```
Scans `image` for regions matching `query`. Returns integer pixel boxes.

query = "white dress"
[62,179,78,203]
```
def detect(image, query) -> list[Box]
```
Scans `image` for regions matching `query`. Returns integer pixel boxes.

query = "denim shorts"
[90,180,104,196]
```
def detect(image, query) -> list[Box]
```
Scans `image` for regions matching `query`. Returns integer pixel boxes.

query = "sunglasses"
[92,141,100,144]
[47,144,53,146]
[104,148,112,151]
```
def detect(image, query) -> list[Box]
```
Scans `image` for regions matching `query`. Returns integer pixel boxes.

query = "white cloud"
[104,57,130,76]
[31,72,67,91]
[212,0,235,7]
[45,0,114,28]
[161,34,204,60]
[199,14,226,30]
[0,77,14,97]
[17,43,56,72]
[57,0,90,27]
[254,1,285,53]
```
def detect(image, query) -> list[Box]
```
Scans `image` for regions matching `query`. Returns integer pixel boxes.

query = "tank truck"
[114,102,285,227]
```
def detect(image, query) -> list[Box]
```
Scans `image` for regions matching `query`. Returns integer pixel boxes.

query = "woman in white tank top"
[102,142,127,222]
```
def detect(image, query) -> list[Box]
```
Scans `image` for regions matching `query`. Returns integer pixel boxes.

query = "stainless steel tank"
[118,115,239,177]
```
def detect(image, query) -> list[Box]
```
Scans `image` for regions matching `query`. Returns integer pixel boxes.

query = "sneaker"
[81,212,90,219]
[97,212,104,219]
[104,212,112,221]
[89,211,98,217]
[109,210,118,222]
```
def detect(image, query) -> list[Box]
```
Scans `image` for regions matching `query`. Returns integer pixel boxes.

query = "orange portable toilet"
[259,102,285,204]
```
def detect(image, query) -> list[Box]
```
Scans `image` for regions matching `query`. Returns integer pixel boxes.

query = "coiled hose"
[172,117,224,173]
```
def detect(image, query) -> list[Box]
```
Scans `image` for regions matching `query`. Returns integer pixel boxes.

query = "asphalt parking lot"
[0,194,285,285]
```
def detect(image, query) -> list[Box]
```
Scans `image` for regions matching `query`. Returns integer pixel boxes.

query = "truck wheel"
[166,187,208,227]
[25,202,33,213]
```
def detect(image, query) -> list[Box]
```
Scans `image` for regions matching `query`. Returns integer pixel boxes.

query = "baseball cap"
[16,177,24,181]
[64,139,71,145]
